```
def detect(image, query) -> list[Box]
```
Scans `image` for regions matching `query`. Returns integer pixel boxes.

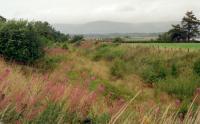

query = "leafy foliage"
[0,15,6,22]
[142,61,167,83]
[31,21,69,43]
[193,59,200,76]
[71,35,84,43]
[182,11,200,41]
[0,20,44,63]
[110,59,128,78]
[158,11,200,42]
[113,37,123,43]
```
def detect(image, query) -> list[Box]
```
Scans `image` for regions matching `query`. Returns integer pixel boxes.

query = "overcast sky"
[0,0,200,24]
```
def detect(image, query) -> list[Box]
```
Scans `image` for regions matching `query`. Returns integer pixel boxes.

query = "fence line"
[120,43,200,53]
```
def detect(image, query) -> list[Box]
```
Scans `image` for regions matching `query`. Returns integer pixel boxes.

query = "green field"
[130,43,200,49]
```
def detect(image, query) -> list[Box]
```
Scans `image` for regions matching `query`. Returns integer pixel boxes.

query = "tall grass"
[0,63,115,123]
[2,42,200,123]
[86,43,200,101]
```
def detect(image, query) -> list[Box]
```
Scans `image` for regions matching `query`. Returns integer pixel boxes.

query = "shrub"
[71,35,84,43]
[157,77,199,100]
[62,43,69,50]
[0,20,44,64]
[142,61,167,83]
[67,71,80,80]
[92,45,111,61]
[35,56,62,72]
[103,81,133,99]
[113,37,123,43]
[193,59,200,76]
[171,63,179,77]
[89,113,110,124]
[110,59,128,78]
[0,15,6,22]
[31,21,69,43]
[92,45,125,61]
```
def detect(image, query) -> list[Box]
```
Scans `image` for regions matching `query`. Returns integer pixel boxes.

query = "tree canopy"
[182,11,200,41]
[0,15,6,22]
[0,20,44,63]
[0,17,70,64]
[158,11,200,42]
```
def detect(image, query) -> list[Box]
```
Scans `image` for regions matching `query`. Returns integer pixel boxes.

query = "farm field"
[128,43,200,50]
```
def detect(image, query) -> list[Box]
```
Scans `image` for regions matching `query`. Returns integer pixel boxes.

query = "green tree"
[31,21,69,43]
[168,24,187,41]
[158,11,200,42]
[0,20,44,64]
[0,15,6,22]
[158,32,171,42]
[113,37,123,43]
[181,11,200,41]
[71,35,84,43]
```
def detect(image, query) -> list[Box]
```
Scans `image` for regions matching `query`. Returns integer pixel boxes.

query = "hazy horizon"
[0,0,200,24]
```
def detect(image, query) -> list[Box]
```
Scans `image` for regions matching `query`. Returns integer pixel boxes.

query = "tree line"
[158,11,200,42]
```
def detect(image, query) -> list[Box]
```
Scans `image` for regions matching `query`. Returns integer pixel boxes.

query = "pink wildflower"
[91,76,96,81]
[196,87,200,94]
[97,84,105,94]
[175,99,181,107]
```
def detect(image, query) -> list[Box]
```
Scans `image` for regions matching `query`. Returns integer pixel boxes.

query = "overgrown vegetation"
[85,43,200,102]
[0,16,70,64]
[0,20,44,64]
[1,11,200,123]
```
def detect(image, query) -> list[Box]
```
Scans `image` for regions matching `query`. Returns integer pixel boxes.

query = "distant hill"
[53,21,179,34]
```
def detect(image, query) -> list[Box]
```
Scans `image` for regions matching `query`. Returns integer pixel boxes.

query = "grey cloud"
[117,5,136,12]
[0,0,199,24]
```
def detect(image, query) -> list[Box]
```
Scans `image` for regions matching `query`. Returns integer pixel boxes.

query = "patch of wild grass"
[157,76,200,100]
[85,43,200,101]
[110,59,130,78]
[88,78,134,100]
[92,44,125,61]
[34,55,65,72]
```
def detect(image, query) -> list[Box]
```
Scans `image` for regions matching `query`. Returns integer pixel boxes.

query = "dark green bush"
[171,63,179,77]
[0,20,44,64]
[35,56,63,72]
[92,45,110,61]
[71,35,84,43]
[113,37,123,43]
[193,59,200,76]
[142,61,167,83]
[62,43,69,50]
[32,21,69,42]
[157,77,199,100]
[93,45,125,61]
[110,59,128,78]
[0,15,6,22]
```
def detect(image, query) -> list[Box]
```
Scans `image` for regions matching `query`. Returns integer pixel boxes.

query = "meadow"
[1,41,200,123]
[129,43,200,50]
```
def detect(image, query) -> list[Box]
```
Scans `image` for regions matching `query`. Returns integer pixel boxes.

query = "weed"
[110,59,128,78]
[193,59,200,76]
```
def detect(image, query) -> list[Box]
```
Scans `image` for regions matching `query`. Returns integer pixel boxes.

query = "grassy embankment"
[1,42,200,123]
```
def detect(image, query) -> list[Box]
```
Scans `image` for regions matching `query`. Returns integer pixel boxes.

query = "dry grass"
[0,43,200,123]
